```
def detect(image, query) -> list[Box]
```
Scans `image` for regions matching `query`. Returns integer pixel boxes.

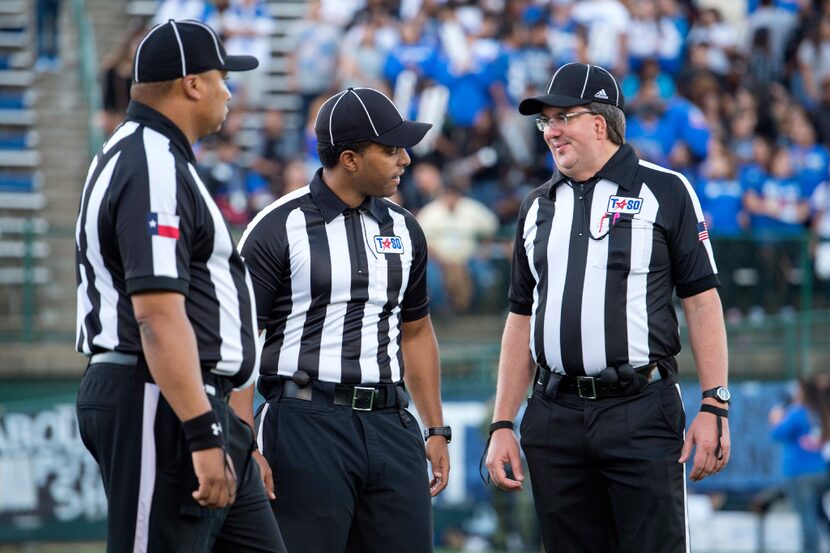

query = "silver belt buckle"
[352,386,376,411]
[577,376,598,399]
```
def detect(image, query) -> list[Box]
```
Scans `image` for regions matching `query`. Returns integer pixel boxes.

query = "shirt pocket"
[374,257,411,305]
[591,219,654,273]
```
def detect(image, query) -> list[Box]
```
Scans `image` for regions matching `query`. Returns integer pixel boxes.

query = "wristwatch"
[424,426,452,444]
[701,386,731,404]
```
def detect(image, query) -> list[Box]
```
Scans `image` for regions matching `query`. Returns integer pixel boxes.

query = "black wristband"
[489,420,514,435]
[181,410,225,452]
[699,404,728,418]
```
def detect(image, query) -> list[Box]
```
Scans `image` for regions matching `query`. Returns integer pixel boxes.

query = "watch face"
[716,387,731,402]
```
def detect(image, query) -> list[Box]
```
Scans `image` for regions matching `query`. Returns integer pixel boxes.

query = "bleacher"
[125,0,306,160]
[0,0,46,303]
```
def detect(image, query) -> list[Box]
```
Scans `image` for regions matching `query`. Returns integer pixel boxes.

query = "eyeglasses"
[535,111,598,132]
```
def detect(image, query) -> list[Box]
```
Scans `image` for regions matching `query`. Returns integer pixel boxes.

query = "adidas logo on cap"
[517,63,625,115]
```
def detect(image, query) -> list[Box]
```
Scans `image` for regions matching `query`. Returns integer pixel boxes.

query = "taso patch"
[374,235,405,255]
[606,196,643,215]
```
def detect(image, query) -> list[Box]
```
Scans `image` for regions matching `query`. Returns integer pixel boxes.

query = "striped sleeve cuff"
[126,276,189,296]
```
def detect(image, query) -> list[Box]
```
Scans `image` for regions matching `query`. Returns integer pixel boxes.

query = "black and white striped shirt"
[75,101,260,389]
[239,168,430,385]
[509,144,720,378]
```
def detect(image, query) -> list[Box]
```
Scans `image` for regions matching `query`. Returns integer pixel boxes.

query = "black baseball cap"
[133,19,258,83]
[315,87,432,148]
[519,62,624,115]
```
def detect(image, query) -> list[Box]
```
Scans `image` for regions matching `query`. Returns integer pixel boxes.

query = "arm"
[228,384,276,500]
[677,288,730,481]
[402,314,450,497]
[132,291,235,508]
[485,312,536,491]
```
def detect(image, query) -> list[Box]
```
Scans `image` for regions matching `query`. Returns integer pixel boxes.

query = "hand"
[191,447,237,508]
[253,449,276,500]
[485,428,524,491]
[768,406,784,426]
[678,408,731,482]
[425,436,450,497]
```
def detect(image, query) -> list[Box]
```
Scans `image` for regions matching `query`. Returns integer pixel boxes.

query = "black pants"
[257,386,433,553]
[520,379,688,553]
[76,361,286,553]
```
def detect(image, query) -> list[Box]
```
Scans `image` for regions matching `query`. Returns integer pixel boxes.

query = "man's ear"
[595,115,607,141]
[339,150,361,172]
[181,75,201,101]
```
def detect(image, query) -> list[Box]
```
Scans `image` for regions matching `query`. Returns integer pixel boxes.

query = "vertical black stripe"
[341,209,370,383]
[603,188,636,367]
[262,277,292,375]
[560,184,591,375]
[532,197,555,371]
[254,201,303,377]
[297,208,331,379]
[376,212,402,382]
[76,152,107,352]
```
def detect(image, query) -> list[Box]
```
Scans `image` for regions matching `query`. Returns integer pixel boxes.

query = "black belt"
[262,376,404,412]
[535,363,662,400]
[87,351,232,399]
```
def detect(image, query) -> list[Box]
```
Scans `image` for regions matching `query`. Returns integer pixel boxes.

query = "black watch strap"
[424,426,452,444]
[701,386,731,404]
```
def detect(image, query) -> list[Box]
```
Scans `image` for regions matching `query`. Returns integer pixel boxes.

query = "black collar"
[309,168,390,224]
[547,143,640,198]
[125,101,196,164]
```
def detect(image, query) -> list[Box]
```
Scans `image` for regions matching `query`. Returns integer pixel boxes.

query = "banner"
[0,379,798,542]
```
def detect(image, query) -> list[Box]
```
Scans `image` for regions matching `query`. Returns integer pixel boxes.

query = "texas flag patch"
[373,235,404,255]
[146,211,180,239]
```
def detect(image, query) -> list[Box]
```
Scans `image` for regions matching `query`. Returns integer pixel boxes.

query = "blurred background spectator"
[769,376,830,553]
[98,19,147,136]
[110,0,830,341]
[35,0,62,72]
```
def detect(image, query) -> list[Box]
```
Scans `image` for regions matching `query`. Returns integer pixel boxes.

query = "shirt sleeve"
[667,172,721,298]
[401,216,430,322]
[114,134,192,296]
[508,191,539,315]
[239,214,289,328]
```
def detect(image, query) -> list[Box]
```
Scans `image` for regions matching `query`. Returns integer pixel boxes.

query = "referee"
[75,20,285,552]
[484,63,731,552]
[231,87,451,553]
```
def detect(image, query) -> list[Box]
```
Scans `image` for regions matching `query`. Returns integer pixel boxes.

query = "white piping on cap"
[353,87,405,120]
[326,90,350,144]
[169,21,187,77]
[580,64,591,99]
[187,20,225,65]
[349,90,379,137]
[594,65,620,107]
[133,22,167,82]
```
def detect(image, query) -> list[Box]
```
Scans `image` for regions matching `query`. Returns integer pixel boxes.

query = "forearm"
[402,316,444,428]
[492,312,536,422]
[229,385,256,430]
[134,292,211,422]
[682,289,729,398]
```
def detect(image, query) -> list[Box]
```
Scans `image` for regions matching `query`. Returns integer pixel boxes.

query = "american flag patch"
[146,211,180,239]
[696,220,709,241]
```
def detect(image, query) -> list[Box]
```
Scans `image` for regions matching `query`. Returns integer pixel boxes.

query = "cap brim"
[518,94,591,115]
[224,55,259,72]
[373,120,432,148]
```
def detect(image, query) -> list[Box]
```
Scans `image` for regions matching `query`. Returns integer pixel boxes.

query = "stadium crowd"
[101,0,830,318]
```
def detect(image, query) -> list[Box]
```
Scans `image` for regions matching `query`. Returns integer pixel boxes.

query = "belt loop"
[544,371,561,399]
